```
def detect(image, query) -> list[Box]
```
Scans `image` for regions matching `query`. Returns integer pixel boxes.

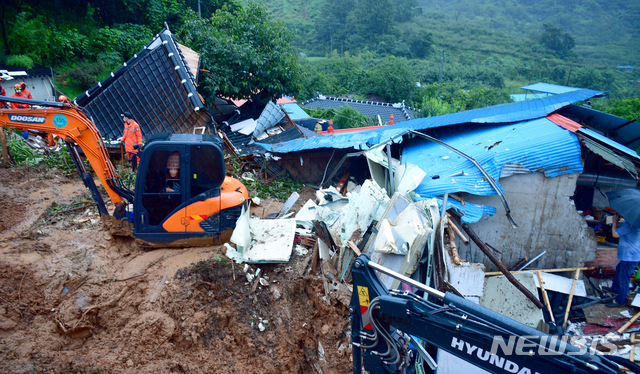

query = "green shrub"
[8,138,37,165]
[68,62,106,90]
[6,54,34,69]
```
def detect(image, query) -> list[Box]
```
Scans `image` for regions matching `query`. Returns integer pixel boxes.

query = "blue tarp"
[257,87,604,153]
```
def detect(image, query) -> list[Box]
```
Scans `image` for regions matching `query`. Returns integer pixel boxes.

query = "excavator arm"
[0,96,131,218]
[350,255,638,374]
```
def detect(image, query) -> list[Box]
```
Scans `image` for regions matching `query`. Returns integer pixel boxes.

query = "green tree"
[413,82,512,116]
[350,0,394,42]
[540,23,575,57]
[315,0,354,55]
[395,0,419,23]
[593,98,640,122]
[179,3,302,103]
[405,29,433,59]
[367,56,416,103]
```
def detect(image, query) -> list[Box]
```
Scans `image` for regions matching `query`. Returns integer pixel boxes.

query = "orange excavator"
[0,96,248,248]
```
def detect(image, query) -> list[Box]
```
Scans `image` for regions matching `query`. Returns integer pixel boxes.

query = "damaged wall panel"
[460,171,597,271]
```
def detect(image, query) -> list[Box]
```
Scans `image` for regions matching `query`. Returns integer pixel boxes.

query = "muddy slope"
[0,166,351,373]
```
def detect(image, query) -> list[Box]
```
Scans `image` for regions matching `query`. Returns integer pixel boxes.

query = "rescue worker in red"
[19,82,32,99]
[10,84,30,109]
[119,111,142,172]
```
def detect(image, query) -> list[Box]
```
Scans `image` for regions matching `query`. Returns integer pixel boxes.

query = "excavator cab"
[0,98,248,249]
[133,133,248,248]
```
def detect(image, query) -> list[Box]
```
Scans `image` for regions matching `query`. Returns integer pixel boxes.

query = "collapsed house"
[73,25,211,142]
[256,83,639,271]
[216,95,317,161]
[227,83,640,371]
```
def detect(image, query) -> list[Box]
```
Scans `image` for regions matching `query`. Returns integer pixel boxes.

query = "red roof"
[547,113,582,132]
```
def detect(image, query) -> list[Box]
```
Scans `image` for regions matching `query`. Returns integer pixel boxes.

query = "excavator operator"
[165,151,180,193]
[119,111,142,172]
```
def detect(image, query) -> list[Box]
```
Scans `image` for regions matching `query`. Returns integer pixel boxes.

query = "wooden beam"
[485,267,594,277]
[536,271,555,323]
[563,269,580,330]
[619,311,640,335]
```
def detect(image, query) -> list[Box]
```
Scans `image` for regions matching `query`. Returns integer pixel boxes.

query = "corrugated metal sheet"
[579,136,638,178]
[547,113,582,132]
[520,82,580,95]
[257,88,604,154]
[402,118,583,199]
[577,127,640,160]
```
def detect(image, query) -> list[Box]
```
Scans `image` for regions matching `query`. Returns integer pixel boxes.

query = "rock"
[126,359,134,367]
[272,288,281,300]
[321,324,330,335]
[258,322,265,332]
[259,278,268,286]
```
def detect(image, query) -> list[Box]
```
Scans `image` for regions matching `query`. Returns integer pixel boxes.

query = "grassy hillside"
[418,0,640,66]
[260,0,640,67]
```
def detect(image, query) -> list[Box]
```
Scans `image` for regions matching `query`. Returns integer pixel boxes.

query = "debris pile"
[221,149,640,371]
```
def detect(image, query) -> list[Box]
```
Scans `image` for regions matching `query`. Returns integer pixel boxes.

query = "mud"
[0,166,351,374]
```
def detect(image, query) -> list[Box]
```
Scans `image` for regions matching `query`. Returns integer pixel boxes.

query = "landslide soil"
[0,166,351,374]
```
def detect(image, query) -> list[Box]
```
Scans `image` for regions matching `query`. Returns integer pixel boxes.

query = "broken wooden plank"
[563,269,581,330]
[347,241,361,257]
[446,213,469,246]
[445,225,460,265]
[536,271,556,323]
[484,267,594,276]
[619,311,640,334]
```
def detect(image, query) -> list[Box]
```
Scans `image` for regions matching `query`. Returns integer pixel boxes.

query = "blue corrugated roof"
[520,82,580,95]
[402,118,583,199]
[257,88,604,153]
[281,102,310,120]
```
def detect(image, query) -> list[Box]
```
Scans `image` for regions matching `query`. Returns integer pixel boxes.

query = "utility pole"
[330,32,333,57]
[198,0,201,17]
[566,64,573,86]
[439,49,445,84]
